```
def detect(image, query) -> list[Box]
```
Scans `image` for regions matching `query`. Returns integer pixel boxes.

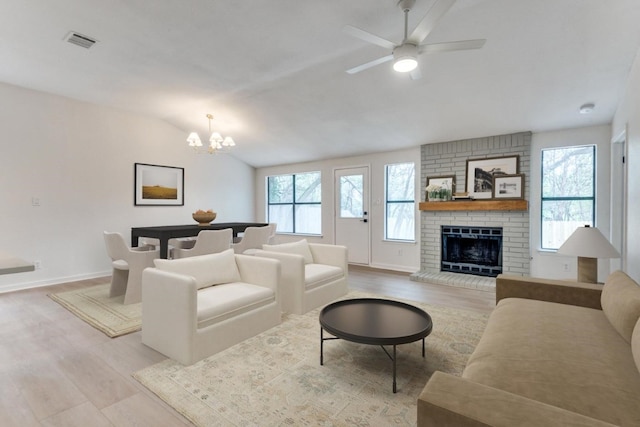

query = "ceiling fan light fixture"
[393,43,418,72]
[393,56,418,72]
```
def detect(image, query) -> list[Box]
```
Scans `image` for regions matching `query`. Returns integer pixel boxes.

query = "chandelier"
[186,114,236,154]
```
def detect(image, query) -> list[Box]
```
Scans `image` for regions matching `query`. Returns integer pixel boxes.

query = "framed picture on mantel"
[465,155,519,199]
[493,174,524,199]
[134,163,184,206]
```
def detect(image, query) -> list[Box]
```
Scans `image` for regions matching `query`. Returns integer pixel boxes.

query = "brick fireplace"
[411,132,531,290]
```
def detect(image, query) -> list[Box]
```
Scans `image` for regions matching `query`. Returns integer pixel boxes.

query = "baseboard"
[0,270,111,294]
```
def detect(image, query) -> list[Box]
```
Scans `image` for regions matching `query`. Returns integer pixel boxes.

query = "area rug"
[49,283,141,337]
[133,292,489,426]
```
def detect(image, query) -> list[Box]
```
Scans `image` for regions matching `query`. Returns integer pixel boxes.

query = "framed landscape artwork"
[134,163,184,206]
[465,155,519,199]
[493,174,525,199]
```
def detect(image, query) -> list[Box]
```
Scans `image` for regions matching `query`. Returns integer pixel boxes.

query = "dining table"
[131,222,268,259]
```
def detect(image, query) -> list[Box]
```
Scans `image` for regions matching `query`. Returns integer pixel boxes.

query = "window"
[267,172,321,234]
[541,145,595,250]
[339,174,363,218]
[385,162,415,241]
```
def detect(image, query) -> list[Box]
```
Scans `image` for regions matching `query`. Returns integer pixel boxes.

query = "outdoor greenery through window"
[385,162,415,241]
[267,172,321,234]
[541,145,595,249]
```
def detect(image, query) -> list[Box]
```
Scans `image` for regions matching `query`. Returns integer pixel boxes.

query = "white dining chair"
[171,229,233,259]
[103,231,159,305]
[231,226,273,254]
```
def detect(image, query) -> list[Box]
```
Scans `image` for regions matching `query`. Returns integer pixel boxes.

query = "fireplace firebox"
[441,226,503,277]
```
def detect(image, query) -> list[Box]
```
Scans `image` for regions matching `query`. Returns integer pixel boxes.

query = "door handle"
[360,219,368,223]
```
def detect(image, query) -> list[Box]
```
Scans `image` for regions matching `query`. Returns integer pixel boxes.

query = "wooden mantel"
[419,199,528,211]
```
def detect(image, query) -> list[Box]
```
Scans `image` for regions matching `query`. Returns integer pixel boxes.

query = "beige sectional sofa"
[418,271,640,427]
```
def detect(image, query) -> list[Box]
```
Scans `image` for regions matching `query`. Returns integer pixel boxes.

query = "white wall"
[529,125,613,281]
[255,147,421,272]
[612,47,640,283]
[0,82,255,292]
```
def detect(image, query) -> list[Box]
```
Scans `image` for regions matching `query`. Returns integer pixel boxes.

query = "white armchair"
[103,231,159,305]
[255,239,348,314]
[141,249,281,365]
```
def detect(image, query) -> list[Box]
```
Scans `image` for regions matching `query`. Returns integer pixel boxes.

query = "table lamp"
[556,225,620,283]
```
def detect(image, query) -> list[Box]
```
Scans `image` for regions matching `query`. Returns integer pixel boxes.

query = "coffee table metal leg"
[320,327,324,365]
[422,338,425,357]
[393,345,397,393]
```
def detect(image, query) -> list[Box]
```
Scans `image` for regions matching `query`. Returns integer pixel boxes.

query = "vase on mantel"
[428,190,451,202]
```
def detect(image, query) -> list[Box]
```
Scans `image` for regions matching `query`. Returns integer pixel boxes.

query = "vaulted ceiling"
[2,1,639,167]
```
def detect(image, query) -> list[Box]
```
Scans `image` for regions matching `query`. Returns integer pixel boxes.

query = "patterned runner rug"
[133,292,488,426]
[49,283,141,337]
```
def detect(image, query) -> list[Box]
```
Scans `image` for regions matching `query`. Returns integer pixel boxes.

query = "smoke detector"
[579,103,595,114]
[64,31,98,49]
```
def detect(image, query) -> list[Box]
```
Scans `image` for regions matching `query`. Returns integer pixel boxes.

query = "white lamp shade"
[557,226,620,258]
[186,132,202,147]
[222,136,235,147]
[209,132,223,143]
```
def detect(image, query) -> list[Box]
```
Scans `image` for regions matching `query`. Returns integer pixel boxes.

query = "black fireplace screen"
[441,226,503,277]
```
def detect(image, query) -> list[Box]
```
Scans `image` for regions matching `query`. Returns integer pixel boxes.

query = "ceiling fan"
[344,0,486,80]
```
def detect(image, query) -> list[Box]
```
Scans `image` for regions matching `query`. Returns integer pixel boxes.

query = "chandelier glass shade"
[187,114,236,154]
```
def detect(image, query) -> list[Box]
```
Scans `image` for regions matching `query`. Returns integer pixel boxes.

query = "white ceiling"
[2,0,639,167]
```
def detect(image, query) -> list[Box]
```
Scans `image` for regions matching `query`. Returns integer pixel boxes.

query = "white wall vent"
[64,31,98,49]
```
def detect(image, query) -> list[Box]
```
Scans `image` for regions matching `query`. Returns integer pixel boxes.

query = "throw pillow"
[154,248,241,289]
[601,270,640,343]
[263,239,314,264]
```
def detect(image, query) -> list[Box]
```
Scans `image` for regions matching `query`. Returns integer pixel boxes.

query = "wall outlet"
[563,263,569,272]
[31,197,40,206]
[34,260,42,269]
[397,249,403,256]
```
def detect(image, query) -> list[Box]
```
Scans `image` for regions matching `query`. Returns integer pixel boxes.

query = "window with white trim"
[385,162,415,241]
[541,145,595,249]
[267,172,321,234]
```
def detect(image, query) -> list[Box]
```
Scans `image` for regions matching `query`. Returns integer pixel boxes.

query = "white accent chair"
[231,225,273,254]
[103,231,159,305]
[254,239,348,314]
[171,229,232,259]
[141,249,281,365]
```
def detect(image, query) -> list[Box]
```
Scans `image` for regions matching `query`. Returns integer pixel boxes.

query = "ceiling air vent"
[64,31,98,49]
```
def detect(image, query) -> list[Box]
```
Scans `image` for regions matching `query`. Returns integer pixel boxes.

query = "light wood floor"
[0,266,495,426]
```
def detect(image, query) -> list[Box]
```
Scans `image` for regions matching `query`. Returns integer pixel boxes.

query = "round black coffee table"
[319,298,433,393]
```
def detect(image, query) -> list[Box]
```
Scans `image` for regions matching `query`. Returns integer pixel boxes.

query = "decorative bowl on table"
[192,210,216,226]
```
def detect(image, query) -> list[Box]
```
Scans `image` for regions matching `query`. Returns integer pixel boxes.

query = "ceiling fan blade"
[408,0,456,44]
[343,25,396,50]
[346,54,394,74]
[419,39,486,54]
[410,67,422,80]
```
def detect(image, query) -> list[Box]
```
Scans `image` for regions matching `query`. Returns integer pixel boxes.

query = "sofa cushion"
[304,264,343,290]
[263,239,314,264]
[196,282,275,329]
[601,270,640,343]
[463,297,640,427]
[153,249,241,290]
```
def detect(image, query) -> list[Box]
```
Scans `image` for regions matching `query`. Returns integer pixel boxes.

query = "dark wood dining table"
[131,222,268,259]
